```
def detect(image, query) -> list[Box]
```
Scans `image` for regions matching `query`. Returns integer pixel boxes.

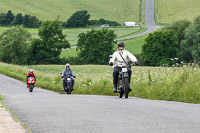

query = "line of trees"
[63,10,121,28]
[0,10,41,28]
[0,20,117,65]
[141,16,200,66]
[0,10,120,28]
[0,21,70,65]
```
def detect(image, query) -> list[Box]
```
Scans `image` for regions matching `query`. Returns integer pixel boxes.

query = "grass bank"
[0,95,3,101]
[155,0,200,24]
[0,0,140,24]
[1,62,200,103]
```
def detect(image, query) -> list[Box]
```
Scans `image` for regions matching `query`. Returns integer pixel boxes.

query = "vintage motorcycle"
[116,61,133,98]
[109,55,135,98]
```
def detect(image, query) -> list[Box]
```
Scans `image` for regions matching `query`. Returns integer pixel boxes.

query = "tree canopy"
[141,30,178,66]
[76,28,117,64]
[0,26,31,65]
[180,16,200,63]
[65,10,90,27]
[30,20,70,64]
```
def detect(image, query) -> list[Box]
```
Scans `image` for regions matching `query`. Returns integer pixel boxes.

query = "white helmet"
[65,63,70,68]
[29,69,33,74]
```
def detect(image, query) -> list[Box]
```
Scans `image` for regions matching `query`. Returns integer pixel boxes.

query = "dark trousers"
[113,66,132,85]
[63,78,74,89]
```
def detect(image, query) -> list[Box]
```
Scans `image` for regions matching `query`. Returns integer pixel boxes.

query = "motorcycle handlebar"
[61,75,76,78]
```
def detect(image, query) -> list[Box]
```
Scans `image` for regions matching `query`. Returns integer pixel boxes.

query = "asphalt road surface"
[1,74,200,133]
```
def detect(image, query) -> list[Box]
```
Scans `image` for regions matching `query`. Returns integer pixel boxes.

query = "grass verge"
[1,62,200,103]
[0,95,31,133]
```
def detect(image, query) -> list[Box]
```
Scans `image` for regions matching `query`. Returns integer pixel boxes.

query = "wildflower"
[183,65,187,68]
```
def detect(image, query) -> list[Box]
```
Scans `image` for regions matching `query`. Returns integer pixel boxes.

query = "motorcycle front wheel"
[67,84,72,94]
[124,78,129,98]
[29,84,33,92]
[119,90,123,98]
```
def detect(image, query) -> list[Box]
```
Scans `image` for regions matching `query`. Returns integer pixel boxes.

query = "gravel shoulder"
[0,103,26,133]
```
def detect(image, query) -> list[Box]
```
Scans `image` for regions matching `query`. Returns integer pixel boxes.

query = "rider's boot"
[113,84,117,93]
[128,85,132,92]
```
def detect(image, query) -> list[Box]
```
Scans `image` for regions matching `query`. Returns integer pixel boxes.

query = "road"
[1,73,200,133]
[117,0,161,40]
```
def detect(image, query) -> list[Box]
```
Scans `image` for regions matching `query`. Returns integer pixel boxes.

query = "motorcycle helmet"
[117,41,125,47]
[29,69,33,74]
[65,63,70,69]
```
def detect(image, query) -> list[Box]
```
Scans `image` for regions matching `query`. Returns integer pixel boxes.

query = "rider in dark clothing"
[61,64,76,90]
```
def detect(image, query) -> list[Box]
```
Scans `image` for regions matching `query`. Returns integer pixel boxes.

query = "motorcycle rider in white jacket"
[109,41,140,92]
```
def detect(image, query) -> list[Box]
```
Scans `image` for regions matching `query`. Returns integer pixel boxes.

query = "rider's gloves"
[73,75,76,78]
[61,76,64,78]
[135,61,140,66]
[109,62,113,66]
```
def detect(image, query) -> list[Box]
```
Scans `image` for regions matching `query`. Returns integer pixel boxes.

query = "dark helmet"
[29,69,33,74]
[117,41,125,47]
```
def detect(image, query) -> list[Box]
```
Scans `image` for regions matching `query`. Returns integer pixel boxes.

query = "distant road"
[69,0,160,49]
[1,73,200,133]
[117,0,161,40]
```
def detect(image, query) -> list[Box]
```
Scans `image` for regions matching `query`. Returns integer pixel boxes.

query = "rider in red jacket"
[26,69,36,87]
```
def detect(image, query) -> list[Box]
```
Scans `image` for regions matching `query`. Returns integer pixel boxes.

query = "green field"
[0,0,141,24]
[0,26,146,46]
[155,0,200,24]
[124,34,147,54]
[60,48,77,58]
[1,62,200,103]
[60,34,148,58]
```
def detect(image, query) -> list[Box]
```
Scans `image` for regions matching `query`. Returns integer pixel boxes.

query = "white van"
[124,22,138,26]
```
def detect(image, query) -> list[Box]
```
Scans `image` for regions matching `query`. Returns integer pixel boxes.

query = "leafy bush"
[0,26,31,65]
[180,16,200,63]
[29,20,70,64]
[0,10,41,28]
[141,30,178,66]
[77,28,117,64]
[89,18,121,26]
[65,10,90,27]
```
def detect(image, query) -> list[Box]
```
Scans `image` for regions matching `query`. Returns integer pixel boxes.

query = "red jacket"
[26,73,35,77]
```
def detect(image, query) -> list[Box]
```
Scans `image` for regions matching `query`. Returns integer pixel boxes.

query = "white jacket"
[109,49,138,67]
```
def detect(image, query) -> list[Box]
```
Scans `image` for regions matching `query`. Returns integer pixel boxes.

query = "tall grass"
[1,62,200,103]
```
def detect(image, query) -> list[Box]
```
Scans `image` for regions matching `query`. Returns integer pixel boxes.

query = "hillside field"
[0,0,141,24]
[155,0,200,24]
